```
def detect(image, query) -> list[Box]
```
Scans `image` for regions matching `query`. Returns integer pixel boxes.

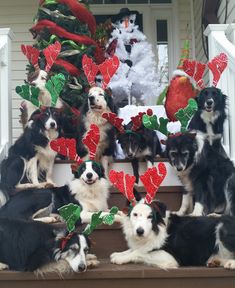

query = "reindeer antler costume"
[109,163,167,207]
[50,124,100,173]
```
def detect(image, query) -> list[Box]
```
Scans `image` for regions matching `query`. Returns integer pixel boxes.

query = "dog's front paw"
[171,210,185,216]
[158,262,179,270]
[110,252,129,265]
[45,181,56,188]
[224,260,235,270]
[0,263,9,271]
[207,257,221,268]
[86,254,100,268]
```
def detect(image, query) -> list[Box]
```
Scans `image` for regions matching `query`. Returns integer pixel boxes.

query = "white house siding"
[218,0,235,24]
[0,0,38,142]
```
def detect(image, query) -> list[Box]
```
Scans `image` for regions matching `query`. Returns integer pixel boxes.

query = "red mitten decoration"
[82,124,100,160]
[183,59,206,89]
[50,137,83,164]
[102,112,125,133]
[140,163,167,204]
[109,170,136,205]
[82,55,99,86]
[99,55,120,89]
[43,41,61,72]
[208,53,228,87]
[21,45,40,70]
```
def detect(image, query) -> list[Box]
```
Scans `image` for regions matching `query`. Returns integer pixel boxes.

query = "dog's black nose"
[50,122,56,128]
[206,99,213,106]
[86,172,93,179]
[89,96,95,105]
[78,263,86,272]
[176,167,183,172]
[136,228,144,236]
[127,153,133,158]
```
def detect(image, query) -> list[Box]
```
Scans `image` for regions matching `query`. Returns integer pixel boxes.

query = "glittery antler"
[207,53,228,87]
[131,112,145,131]
[82,55,99,86]
[109,170,136,206]
[183,59,206,89]
[102,112,125,133]
[140,163,167,204]
[43,41,61,73]
[50,137,83,164]
[21,45,40,70]
[82,124,100,160]
[98,55,119,89]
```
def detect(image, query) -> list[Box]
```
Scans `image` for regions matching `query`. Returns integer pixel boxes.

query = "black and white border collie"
[111,200,235,270]
[117,122,162,184]
[0,107,61,199]
[188,87,227,156]
[0,217,98,272]
[0,161,110,223]
[77,87,117,171]
[165,133,235,216]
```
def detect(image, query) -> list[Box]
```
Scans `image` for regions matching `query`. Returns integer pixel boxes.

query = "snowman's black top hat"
[111,8,140,23]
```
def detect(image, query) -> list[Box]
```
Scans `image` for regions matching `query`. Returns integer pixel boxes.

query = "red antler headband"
[102,109,153,133]
[182,53,228,89]
[109,170,136,206]
[140,163,167,204]
[21,41,61,72]
[50,125,100,164]
[82,55,120,90]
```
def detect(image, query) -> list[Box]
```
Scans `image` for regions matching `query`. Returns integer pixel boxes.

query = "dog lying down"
[0,218,99,273]
[109,167,235,269]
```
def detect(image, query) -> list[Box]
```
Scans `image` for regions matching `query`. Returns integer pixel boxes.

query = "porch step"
[1,260,235,288]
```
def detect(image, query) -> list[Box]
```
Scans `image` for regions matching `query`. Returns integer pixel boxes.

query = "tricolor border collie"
[0,217,98,272]
[77,87,117,171]
[0,160,110,224]
[111,200,235,270]
[188,87,227,156]
[0,107,61,200]
[165,133,235,216]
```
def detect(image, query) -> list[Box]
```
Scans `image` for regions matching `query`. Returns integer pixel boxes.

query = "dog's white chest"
[200,111,220,144]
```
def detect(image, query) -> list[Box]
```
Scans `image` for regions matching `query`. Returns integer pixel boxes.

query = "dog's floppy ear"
[150,200,167,218]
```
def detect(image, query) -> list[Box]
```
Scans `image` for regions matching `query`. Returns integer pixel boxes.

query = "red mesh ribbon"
[21,45,40,70]
[82,55,99,86]
[50,137,83,164]
[183,59,206,89]
[207,53,228,87]
[43,41,61,73]
[82,124,100,160]
[99,56,120,89]
[109,170,136,205]
[102,112,125,133]
[82,55,119,89]
[140,163,167,204]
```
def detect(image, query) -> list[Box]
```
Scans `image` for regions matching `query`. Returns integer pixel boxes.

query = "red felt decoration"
[147,109,153,116]
[131,112,145,131]
[60,232,75,251]
[21,45,40,70]
[102,112,125,133]
[98,56,120,89]
[140,163,167,204]
[82,55,119,89]
[207,53,228,87]
[82,55,99,86]
[55,58,81,76]
[183,59,206,89]
[109,170,136,205]
[82,124,100,160]
[43,41,61,73]
[50,137,83,164]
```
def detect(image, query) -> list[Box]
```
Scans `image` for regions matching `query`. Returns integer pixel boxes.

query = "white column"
[204,24,235,162]
[0,28,14,162]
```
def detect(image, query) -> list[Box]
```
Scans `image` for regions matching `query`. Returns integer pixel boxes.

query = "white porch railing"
[204,24,235,163]
[0,28,13,162]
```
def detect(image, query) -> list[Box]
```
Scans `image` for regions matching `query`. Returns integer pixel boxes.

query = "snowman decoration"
[106,8,161,106]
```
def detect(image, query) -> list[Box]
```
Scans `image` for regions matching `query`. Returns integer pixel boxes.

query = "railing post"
[0,28,14,162]
[204,24,235,163]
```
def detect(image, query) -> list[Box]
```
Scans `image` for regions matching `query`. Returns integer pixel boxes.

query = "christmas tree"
[17,0,105,134]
